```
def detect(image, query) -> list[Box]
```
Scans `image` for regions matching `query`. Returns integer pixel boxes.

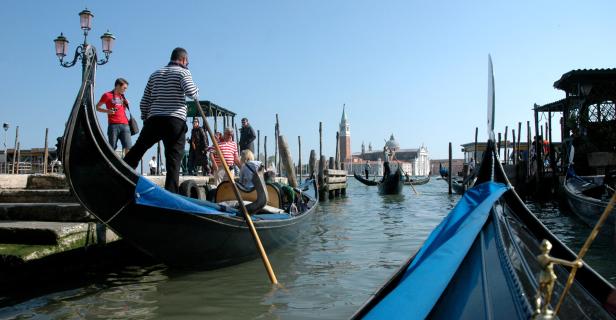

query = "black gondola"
[563,173,614,230]
[353,163,404,195]
[352,57,615,319]
[352,139,615,319]
[62,50,319,269]
[403,175,430,186]
[353,172,378,186]
[377,164,403,195]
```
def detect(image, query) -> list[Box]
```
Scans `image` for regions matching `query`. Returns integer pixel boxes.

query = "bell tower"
[339,104,351,163]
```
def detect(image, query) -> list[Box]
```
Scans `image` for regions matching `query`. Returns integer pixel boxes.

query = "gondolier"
[364,161,371,179]
[124,47,199,193]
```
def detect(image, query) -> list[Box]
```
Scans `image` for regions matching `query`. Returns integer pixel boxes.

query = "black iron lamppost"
[53,8,116,76]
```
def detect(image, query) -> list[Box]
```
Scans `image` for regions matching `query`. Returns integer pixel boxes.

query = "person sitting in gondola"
[209,127,240,186]
[264,170,297,213]
[238,149,262,189]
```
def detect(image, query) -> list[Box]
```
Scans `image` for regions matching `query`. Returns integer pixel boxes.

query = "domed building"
[351,133,430,176]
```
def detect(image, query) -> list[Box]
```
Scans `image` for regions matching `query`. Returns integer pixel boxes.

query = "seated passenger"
[238,149,263,189]
[264,170,296,211]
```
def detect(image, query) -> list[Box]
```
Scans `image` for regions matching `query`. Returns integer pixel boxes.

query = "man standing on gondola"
[124,47,199,193]
[364,160,371,179]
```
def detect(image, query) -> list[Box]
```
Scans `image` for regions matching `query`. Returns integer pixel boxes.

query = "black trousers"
[124,116,187,193]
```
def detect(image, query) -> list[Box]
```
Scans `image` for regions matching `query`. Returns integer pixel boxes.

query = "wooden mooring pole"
[12,126,19,174]
[264,136,268,169]
[298,136,302,182]
[43,128,49,174]
[504,126,509,164]
[257,129,260,162]
[309,150,316,177]
[448,142,452,195]
[275,114,280,176]
[278,135,298,187]
[474,127,478,163]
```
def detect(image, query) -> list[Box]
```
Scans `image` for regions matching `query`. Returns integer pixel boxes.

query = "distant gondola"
[62,50,319,269]
[354,172,378,186]
[403,176,430,186]
[352,57,615,319]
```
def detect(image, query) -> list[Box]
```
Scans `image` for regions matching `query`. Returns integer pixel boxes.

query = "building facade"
[351,134,430,176]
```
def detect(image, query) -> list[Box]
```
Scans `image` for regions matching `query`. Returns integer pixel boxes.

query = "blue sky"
[1,1,615,162]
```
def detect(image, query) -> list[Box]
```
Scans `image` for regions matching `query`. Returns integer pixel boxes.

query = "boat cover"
[364,181,509,319]
[135,177,226,215]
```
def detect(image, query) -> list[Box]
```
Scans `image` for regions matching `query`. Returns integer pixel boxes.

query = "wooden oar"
[400,165,419,195]
[553,190,616,315]
[193,99,278,285]
[407,178,419,195]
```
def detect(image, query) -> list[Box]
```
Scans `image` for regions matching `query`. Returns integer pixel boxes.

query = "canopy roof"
[534,99,566,113]
[553,68,616,93]
[186,100,236,118]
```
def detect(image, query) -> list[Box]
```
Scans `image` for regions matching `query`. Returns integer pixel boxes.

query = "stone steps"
[0,203,93,222]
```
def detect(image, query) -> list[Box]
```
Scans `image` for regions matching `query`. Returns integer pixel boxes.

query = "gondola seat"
[215,181,282,209]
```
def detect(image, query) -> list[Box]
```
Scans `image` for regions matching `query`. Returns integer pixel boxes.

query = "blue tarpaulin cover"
[364,181,509,319]
[134,177,223,215]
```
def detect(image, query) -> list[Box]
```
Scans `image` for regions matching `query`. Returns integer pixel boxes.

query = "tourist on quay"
[239,117,256,152]
[124,47,199,193]
[209,127,240,186]
[149,156,157,175]
[238,149,262,189]
[187,117,209,175]
[96,78,132,155]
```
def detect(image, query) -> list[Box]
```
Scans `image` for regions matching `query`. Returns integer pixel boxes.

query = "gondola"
[62,50,319,269]
[378,164,404,195]
[354,172,378,186]
[352,58,615,319]
[352,139,615,319]
[439,163,448,179]
[403,175,430,186]
[563,173,614,230]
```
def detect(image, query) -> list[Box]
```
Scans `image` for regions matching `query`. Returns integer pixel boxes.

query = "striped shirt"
[140,63,199,121]
[209,141,237,167]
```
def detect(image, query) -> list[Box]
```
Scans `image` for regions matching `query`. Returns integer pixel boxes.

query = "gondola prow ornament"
[532,239,583,320]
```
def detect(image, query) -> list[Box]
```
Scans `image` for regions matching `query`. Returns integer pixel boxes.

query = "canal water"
[1,179,614,319]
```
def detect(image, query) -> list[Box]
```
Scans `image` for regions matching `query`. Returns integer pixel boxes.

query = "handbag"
[121,93,139,136]
[129,115,140,136]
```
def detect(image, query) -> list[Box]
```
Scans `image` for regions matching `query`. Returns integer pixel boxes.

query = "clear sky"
[1,1,615,163]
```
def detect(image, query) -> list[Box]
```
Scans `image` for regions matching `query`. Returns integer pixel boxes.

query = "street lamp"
[2,123,8,174]
[53,8,116,71]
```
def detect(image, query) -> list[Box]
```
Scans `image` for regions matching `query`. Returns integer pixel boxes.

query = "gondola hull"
[403,176,430,185]
[62,54,318,269]
[563,176,614,229]
[353,141,615,319]
[354,172,378,186]
[378,167,404,195]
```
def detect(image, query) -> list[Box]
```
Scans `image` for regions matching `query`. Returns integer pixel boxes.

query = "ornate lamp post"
[53,8,116,77]
[2,123,8,174]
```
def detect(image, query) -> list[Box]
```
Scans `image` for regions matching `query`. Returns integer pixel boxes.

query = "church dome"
[385,134,400,151]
